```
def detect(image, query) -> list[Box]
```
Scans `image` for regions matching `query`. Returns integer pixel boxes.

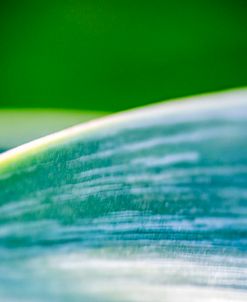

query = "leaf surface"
[0,89,247,301]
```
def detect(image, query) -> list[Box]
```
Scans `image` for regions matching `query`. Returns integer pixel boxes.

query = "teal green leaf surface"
[0,89,247,301]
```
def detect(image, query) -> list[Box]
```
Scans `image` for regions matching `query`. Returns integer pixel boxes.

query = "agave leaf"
[0,89,247,301]
[0,109,105,151]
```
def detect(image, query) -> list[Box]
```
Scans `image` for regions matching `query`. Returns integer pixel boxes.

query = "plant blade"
[0,89,247,301]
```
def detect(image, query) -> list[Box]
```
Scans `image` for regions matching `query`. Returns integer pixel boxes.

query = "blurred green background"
[0,0,246,111]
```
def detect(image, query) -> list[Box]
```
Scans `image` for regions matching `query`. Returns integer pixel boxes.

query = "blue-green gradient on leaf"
[0,89,246,301]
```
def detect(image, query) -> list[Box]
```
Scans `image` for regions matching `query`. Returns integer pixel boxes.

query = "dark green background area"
[0,0,246,111]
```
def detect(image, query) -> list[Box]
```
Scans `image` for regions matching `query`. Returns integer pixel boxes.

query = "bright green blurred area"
[0,109,104,150]
[0,0,246,111]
